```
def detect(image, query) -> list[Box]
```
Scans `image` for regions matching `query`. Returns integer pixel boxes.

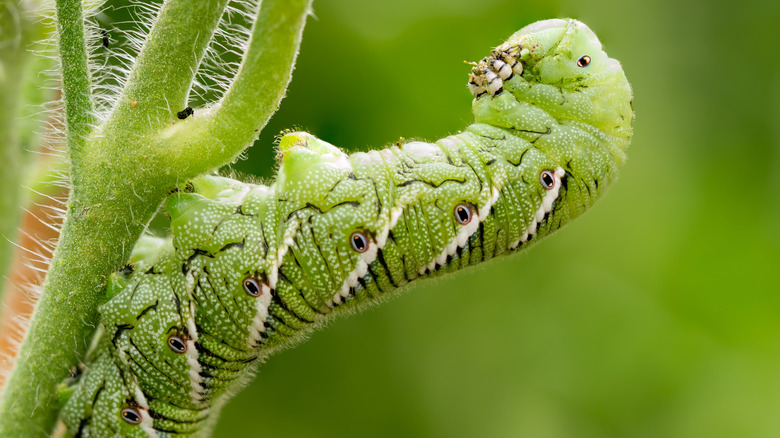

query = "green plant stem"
[158,0,313,175]
[0,0,312,435]
[0,0,97,434]
[100,0,229,139]
[210,0,313,149]
[0,0,225,434]
[54,0,95,162]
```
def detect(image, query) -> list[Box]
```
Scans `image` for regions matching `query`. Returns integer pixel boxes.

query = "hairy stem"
[209,0,313,149]
[54,0,95,161]
[0,0,312,434]
[0,0,96,433]
[99,0,229,138]
[158,0,313,175]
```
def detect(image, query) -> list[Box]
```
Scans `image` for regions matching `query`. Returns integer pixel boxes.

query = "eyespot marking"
[167,334,187,354]
[121,407,142,425]
[577,55,591,67]
[454,203,473,225]
[350,231,368,253]
[243,276,263,297]
[540,170,556,190]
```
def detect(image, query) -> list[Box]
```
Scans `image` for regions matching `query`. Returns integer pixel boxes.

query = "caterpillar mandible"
[59,18,634,437]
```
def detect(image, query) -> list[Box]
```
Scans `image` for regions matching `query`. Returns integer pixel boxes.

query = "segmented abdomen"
[61,124,575,436]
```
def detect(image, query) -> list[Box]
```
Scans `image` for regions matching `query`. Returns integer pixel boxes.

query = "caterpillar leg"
[467,44,528,98]
[491,46,525,77]
[468,60,497,98]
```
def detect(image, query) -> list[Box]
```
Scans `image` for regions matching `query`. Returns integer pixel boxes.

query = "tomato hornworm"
[59,18,634,437]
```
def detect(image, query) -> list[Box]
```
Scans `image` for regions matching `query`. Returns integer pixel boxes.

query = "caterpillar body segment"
[60,18,633,436]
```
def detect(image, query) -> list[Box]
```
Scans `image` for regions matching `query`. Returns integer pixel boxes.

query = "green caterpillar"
[59,18,633,437]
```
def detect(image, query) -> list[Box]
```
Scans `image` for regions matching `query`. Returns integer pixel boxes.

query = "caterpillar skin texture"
[60,19,633,437]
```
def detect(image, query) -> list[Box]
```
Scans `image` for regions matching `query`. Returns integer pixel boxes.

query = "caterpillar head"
[472,19,634,229]
[511,19,633,138]
[508,19,611,84]
[474,18,633,138]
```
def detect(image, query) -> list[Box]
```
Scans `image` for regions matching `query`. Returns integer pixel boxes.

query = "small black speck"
[101,29,109,48]
[177,106,194,120]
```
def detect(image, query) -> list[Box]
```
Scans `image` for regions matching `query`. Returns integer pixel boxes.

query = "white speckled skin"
[60,19,633,437]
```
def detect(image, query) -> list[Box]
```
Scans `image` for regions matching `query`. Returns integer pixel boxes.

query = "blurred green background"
[136,0,780,436]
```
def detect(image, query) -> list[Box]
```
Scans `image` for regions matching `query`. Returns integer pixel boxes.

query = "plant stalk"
[0,0,313,435]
